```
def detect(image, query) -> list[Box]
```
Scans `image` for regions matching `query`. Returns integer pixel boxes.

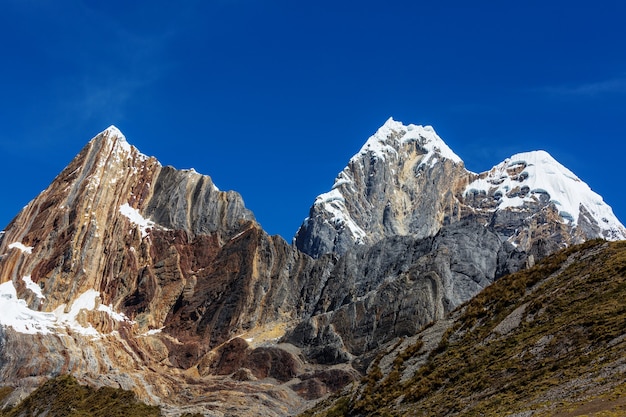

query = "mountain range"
[0,119,624,416]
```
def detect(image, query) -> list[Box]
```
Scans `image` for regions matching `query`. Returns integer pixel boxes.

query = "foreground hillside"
[303,239,626,416]
[0,375,163,417]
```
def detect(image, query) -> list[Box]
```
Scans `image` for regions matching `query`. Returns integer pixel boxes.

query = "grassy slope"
[303,239,626,416]
[0,375,163,417]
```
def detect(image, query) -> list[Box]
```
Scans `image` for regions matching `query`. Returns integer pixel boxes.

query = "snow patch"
[315,188,367,243]
[52,289,101,337]
[331,173,354,189]
[8,242,33,254]
[22,275,45,299]
[140,328,163,337]
[98,303,132,323]
[0,281,56,335]
[119,203,155,238]
[464,150,625,238]
[0,282,133,337]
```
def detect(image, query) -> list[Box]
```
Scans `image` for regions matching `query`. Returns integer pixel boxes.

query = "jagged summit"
[465,150,625,239]
[295,118,626,258]
[0,125,255,322]
[103,124,124,138]
[294,118,469,257]
[99,124,143,158]
[351,117,462,165]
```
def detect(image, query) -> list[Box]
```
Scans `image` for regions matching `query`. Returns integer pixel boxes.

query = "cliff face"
[287,221,526,365]
[0,127,336,415]
[0,121,624,416]
[295,120,468,257]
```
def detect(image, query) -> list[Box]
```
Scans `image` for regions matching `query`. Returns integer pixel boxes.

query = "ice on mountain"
[103,125,149,162]
[119,203,156,238]
[350,117,462,166]
[22,275,45,299]
[315,188,367,243]
[464,150,623,236]
[53,289,101,337]
[0,280,133,336]
[0,281,56,335]
[8,242,33,254]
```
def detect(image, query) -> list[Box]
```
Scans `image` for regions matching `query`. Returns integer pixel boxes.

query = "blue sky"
[1,1,625,240]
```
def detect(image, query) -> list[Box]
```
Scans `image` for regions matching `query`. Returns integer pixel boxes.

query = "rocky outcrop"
[286,221,526,361]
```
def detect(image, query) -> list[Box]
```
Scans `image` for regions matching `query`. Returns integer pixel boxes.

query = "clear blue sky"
[1,1,625,241]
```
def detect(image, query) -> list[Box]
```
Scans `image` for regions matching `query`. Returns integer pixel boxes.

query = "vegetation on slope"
[0,375,162,417]
[303,239,626,416]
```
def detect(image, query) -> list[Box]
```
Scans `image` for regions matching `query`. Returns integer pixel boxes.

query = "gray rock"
[144,166,255,236]
[286,221,527,360]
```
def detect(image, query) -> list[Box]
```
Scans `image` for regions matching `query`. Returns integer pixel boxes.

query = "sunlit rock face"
[286,221,526,363]
[0,127,338,415]
[0,121,623,415]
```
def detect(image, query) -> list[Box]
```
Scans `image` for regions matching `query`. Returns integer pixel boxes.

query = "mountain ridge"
[0,120,624,416]
[295,118,625,258]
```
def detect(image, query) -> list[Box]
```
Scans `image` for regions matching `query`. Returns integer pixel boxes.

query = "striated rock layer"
[0,127,334,415]
[0,121,624,415]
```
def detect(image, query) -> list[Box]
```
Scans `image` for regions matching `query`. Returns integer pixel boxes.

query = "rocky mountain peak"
[0,126,255,330]
[295,118,468,258]
[96,124,150,165]
[465,149,626,247]
[296,119,626,259]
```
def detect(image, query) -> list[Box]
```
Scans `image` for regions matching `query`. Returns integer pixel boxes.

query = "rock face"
[0,121,624,416]
[0,127,335,415]
[286,221,525,364]
[295,118,626,258]
[295,119,467,257]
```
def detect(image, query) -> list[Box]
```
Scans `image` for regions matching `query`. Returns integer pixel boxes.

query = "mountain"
[302,239,626,416]
[0,120,624,416]
[295,118,466,257]
[295,117,625,259]
[0,127,328,415]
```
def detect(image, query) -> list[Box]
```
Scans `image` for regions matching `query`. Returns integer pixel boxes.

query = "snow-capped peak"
[465,150,625,239]
[100,125,149,162]
[350,117,462,165]
[103,124,124,138]
[298,118,466,256]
